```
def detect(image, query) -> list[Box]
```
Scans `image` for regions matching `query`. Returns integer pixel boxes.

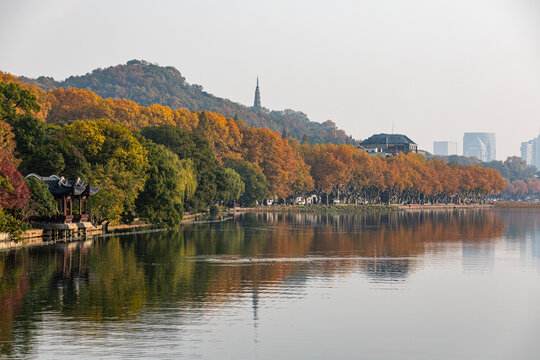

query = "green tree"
[9,115,46,158]
[87,164,141,224]
[141,125,222,211]
[0,207,22,240]
[22,143,66,176]
[219,168,245,203]
[136,141,197,226]
[0,82,46,173]
[0,175,24,240]
[484,156,537,182]
[62,119,149,223]
[21,177,57,219]
[0,82,40,123]
[223,159,268,206]
[63,119,148,174]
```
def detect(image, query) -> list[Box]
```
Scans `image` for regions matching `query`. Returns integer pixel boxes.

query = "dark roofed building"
[37,175,100,197]
[359,133,418,154]
[26,174,100,223]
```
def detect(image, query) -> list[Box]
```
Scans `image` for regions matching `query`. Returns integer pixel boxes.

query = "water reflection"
[0,209,538,359]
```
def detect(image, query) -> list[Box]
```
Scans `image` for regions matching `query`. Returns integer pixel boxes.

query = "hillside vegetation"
[19,60,356,145]
[0,74,508,238]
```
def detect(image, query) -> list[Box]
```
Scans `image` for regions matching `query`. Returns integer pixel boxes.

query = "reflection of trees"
[58,239,147,320]
[0,209,514,357]
[243,210,506,282]
[0,250,56,357]
[0,255,29,356]
[498,209,540,241]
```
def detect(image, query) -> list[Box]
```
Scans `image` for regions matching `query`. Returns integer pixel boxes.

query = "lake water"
[1,209,539,359]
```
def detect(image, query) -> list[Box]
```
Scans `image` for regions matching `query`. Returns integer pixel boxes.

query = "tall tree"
[141,125,224,211]
[136,141,197,226]
[224,159,268,207]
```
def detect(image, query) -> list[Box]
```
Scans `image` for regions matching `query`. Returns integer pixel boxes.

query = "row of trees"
[499,179,540,200]
[301,143,505,204]
[0,80,271,233]
[444,150,540,201]
[0,75,507,235]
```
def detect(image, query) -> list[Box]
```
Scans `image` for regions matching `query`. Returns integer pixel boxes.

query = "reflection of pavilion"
[364,258,411,282]
[252,289,259,325]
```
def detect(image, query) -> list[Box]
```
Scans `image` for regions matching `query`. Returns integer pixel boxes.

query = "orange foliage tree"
[1,72,507,206]
[240,126,313,199]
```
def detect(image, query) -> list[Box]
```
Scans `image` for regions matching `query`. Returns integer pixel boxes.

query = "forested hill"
[19,60,356,145]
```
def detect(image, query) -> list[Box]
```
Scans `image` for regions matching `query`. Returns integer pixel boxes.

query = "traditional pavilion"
[26,174,100,223]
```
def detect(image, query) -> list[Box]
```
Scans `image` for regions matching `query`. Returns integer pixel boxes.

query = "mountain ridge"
[19,60,357,145]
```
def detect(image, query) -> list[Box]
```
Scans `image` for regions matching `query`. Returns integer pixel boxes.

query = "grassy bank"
[492,202,540,209]
[396,204,494,210]
[238,204,400,214]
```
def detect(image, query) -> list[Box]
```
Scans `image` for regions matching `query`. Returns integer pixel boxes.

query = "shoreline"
[233,202,540,212]
[0,213,236,251]
[232,203,495,213]
[2,202,538,251]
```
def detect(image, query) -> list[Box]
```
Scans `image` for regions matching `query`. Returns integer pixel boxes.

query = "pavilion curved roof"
[25,174,100,197]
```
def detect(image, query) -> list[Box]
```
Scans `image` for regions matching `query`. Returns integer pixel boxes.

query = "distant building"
[433,141,458,156]
[521,134,540,169]
[463,132,496,162]
[536,136,540,170]
[359,133,417,154]
[521,140,534,166]
[253,77,261,109]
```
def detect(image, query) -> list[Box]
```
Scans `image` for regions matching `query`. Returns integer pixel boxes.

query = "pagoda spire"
[253,77,261,109]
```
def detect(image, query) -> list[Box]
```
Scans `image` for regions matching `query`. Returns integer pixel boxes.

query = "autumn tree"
[0,156,30,211]
[240,126,311,199]
[0,120,18,166]
[302,143,353,203]
[194,111,243,161]
[62,119,149,223]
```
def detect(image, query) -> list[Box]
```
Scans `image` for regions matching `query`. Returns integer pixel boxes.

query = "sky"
[2,0,540,160]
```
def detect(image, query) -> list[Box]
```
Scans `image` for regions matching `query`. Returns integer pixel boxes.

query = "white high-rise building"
[463,132,496,162]
[521,140,534,166]
[520,135,540,170]
[433,141,458,156]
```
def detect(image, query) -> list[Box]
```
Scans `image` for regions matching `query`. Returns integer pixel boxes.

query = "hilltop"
[19,60,356,145]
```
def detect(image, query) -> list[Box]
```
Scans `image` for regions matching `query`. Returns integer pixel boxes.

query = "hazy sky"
[2,0,540,160]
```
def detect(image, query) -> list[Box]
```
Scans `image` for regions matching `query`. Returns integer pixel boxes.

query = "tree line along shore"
[0,73,517,240]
